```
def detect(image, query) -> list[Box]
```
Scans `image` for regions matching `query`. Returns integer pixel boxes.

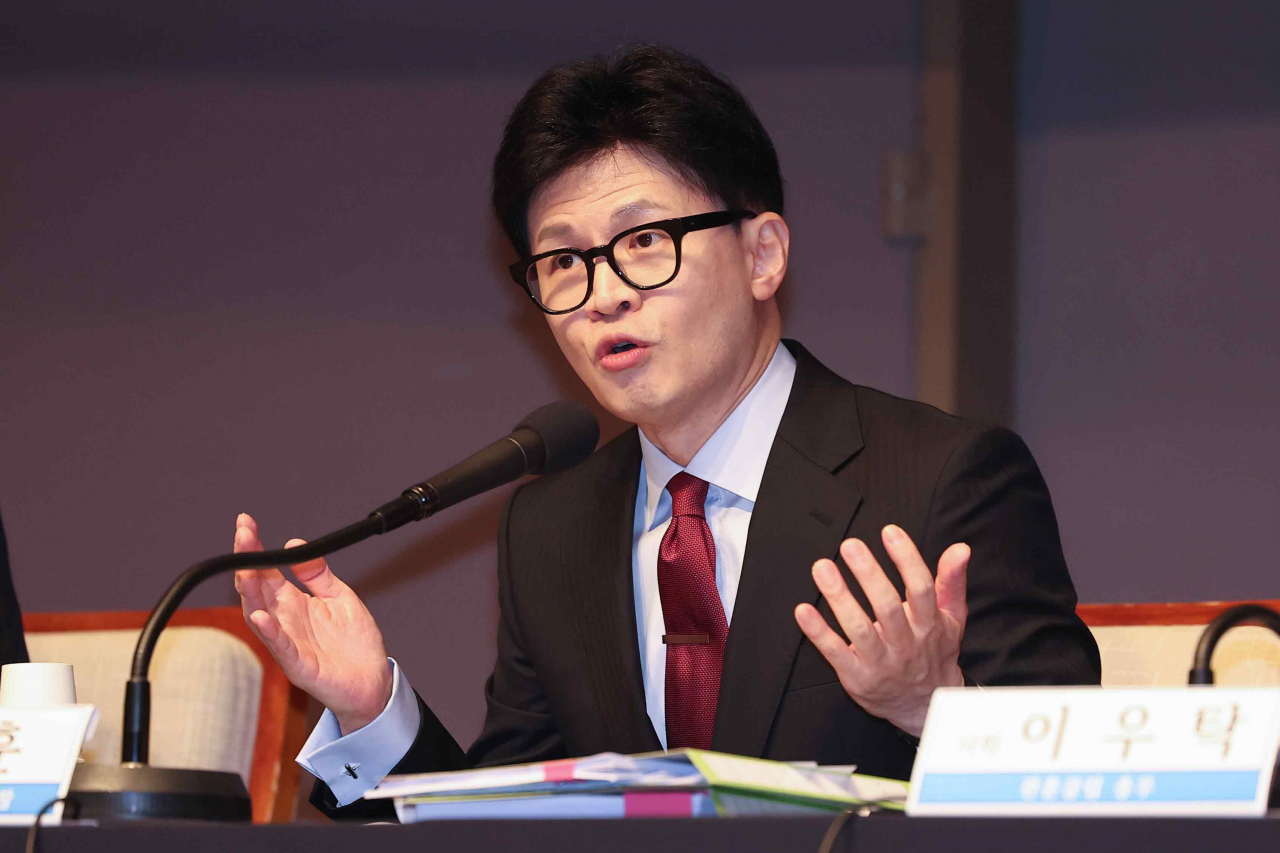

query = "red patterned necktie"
[658,471,728,750]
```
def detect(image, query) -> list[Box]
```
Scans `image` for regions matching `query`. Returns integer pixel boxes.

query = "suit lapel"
[711,341,865,756]
[561,430,662,753]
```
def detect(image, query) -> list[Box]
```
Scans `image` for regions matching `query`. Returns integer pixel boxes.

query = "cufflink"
[344,763,359,779]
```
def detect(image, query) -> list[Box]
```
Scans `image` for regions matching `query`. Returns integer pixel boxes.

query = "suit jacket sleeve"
[920,425,1101,686]
[310,484,566,819]
[0,511,30,667]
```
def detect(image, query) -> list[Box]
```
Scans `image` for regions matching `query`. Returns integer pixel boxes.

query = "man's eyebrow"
[610,199,669,222]
[532,200,673,251]
[534,222,578,249]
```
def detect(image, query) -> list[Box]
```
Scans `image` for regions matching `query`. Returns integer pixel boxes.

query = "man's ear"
[743,213,790,302]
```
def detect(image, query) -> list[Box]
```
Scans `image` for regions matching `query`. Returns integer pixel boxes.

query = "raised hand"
[794,524,970,737]
[233,513,394,735]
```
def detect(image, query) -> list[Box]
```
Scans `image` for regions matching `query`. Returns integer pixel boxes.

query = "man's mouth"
[596,336,651,370]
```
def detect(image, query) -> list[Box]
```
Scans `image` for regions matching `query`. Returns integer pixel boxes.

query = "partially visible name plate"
[907,687,1280,817]
[0,705,97,825]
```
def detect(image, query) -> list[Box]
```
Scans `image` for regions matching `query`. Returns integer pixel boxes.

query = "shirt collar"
[638,343,797,525]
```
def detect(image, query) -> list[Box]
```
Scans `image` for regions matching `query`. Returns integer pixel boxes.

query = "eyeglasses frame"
[508,209,756,315]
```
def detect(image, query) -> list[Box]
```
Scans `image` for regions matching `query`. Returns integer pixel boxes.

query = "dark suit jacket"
[314,341,1100,818]
[0,510,30,666]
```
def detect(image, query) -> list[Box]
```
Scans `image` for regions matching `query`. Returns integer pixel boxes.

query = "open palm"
[233,513,393,734]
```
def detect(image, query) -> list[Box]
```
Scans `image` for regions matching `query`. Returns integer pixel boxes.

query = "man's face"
[525,147,774,432]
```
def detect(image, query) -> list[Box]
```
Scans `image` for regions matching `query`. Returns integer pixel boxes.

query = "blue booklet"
[395,791,720,821]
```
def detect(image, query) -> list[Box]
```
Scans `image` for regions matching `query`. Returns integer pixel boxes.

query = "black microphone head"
[514,401,600,475]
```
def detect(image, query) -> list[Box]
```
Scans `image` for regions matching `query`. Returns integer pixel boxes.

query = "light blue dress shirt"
[631,343,796,746]
[297,343,797,805]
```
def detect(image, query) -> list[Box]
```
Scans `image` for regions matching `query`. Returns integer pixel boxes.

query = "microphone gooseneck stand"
[68,400,599,822]
[1188,603,1280,685]
[70,490,443,822]
[1185,602,1280,809]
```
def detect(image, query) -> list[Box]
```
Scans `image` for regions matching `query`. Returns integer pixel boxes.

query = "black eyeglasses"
[509,209,755,314]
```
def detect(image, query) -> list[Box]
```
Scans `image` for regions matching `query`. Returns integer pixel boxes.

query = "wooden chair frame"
[23,606,309,824]
[1078,600,1280,627]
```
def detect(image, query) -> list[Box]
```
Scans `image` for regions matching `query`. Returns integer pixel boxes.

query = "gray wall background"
[1015,2,1280,603]
[1,1,1277,806]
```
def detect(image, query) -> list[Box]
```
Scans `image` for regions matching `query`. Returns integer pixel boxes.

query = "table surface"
[4,813,1280,853]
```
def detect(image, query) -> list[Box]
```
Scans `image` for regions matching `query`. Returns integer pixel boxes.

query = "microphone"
[369,401,599,532]
[79,402,599,823]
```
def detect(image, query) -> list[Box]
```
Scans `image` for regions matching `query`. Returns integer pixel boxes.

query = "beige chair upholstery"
[1090,624,1280,687]
[1079,602,1280,687]
[26,626,262,785]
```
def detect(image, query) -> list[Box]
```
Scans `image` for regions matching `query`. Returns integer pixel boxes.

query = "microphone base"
[69,763,251,822]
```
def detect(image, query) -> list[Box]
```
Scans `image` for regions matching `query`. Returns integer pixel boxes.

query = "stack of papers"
[365,749,909,822]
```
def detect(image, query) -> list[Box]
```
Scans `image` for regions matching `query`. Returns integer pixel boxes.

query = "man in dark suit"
[233,46,1100,819]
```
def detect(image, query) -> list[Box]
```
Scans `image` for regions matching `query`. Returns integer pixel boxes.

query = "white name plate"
[907,687,1280,817]
[0,705,97,825]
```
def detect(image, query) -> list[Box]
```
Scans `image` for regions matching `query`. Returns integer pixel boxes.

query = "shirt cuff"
[295,657,421,807]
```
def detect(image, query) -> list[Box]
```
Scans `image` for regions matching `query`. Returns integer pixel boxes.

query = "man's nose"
[588,257,633,315]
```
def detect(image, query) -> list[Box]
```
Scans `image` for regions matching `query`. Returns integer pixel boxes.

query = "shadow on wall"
[1020,2,1280,131]
[0,2,916,77]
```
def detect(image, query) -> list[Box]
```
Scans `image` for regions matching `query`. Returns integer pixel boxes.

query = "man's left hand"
[794,524,970,738]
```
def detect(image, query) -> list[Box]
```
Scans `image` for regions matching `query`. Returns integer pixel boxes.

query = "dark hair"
[491,44,785,258]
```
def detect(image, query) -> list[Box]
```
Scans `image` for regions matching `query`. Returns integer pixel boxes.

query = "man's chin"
[588,385,664,427]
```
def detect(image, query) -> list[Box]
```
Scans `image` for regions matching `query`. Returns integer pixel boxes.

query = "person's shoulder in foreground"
[0,509,31,666]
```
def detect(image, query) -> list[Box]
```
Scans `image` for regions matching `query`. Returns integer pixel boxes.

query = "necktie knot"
[666,472,710,519]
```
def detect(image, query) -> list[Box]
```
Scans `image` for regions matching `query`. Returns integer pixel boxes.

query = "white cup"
[0,662,78,707]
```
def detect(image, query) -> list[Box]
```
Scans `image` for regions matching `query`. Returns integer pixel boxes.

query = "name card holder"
[0,706,97,826]
[907,687,1280,817]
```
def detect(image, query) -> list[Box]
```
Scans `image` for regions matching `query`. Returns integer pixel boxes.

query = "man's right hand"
[232,513,393,736]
